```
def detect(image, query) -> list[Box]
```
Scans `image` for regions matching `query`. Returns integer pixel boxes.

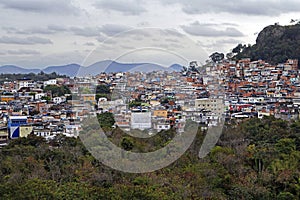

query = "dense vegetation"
[233,23,300,65]
[0,72,68,84]
[43,85,71,97]
[96,84,111,101]
[0,116,299,199]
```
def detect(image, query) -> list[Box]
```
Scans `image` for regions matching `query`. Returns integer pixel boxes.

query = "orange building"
[153,110,168,118]
[0,96,15,103]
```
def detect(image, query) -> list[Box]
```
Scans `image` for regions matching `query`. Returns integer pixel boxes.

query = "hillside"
[234,23,300,65]
[0,61,183,77]
[0,65,40,74]
[43,64,81,77]
[0,117,299,199]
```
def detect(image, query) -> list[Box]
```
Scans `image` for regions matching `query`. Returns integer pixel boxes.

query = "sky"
[0,0,300,68]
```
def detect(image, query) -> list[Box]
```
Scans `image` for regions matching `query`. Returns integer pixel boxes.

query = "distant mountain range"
[0,60,184,77]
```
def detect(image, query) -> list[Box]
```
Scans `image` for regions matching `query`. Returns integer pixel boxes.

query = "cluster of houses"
[219,58,300,120]
[99,58,300,133]
[0,77,96,145]
[1,58,300,145]
[98,70,225,134]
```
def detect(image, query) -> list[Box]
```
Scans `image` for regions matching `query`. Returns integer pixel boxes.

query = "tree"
[97,112,115,131]
[41,96,51,102]
[44,85,71,97]
[0,114,299,199]
[226,52,234,60]
[209,52,225,63]
[96,85,110,94]
[232,44,244,54]
[121,137,134,151]
[79,87,91,94]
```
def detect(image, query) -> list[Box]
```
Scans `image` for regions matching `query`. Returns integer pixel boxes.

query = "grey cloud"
[160,29,184,38]
[100,24,132,36]
[96,34,107,43]
[0,36,52,45]
[102,39,117,45]
[205,39,244,49]
[0,0,79,15]
[181,21,244,37]
[70,27,101,37]
[3,25,68,35]
[120,45,135,49]
[85,42,96,46]
[165,38,180,43]
[47,25,68,32]
[2,27,18,34]
[221,23,239,27]
[123,29,152,37]
[7,49,40,55]
[3,24,164,40]
[4,25,101,37]
[18,27,55,35]
[94,0,146,15]
[137,21,150,27]
[157,42,184,50]
[161,0,300,16]
[216,39,243,44]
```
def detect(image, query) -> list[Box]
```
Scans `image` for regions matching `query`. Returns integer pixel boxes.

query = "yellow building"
[153,110,168,118]
[81,94,96,103]
[19,125,33,138]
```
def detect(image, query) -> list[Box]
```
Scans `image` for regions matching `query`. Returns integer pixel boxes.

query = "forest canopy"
[0,117,299,199]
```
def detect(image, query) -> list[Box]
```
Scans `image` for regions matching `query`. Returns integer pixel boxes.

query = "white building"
[195,98,225,117]
[98,98,124,112]
[33,129,51,137]
[65,125,80,137]
[35,93,46,100]
[153,119,171,132]
[16,79,35,90]
[53,96,66,104]
[131,111,152,130]
[44,79,57,86]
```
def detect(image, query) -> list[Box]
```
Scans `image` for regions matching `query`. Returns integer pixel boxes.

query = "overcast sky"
[0,0,300,68]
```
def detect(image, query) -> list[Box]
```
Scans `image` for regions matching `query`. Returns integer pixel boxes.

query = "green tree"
[44,85,71,97]
[121,137,134,151]
[97,112,115,131]
[209,52,225,62]
[96,85,110,94]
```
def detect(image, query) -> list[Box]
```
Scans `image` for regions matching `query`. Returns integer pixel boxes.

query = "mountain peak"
[234,23,300,65]
[0,61,184,76]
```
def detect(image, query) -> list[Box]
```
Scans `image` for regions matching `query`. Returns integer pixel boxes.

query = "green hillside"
[0,117,299,199]
[233,23,300,65]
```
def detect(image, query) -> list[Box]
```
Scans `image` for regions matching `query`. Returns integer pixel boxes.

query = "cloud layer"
[0,36,52,45]
[181,21,244,37]
[162,0,300,16]
[93,0,146,15]
[0,0,300,68]
[0,0,79,15]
